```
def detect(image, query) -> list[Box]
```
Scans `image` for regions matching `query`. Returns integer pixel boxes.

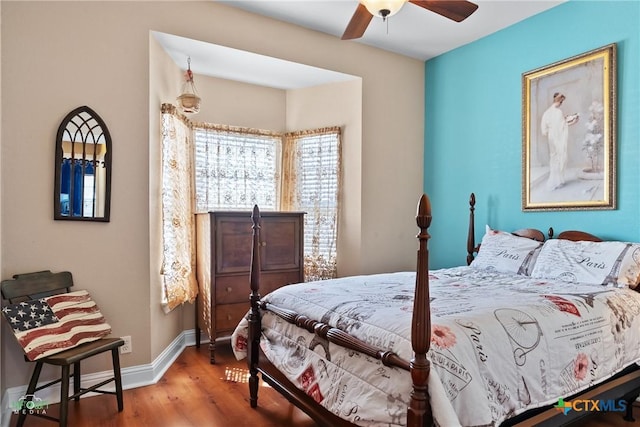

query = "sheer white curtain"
[193,123,281,212]
[282,127,342,281]
[160,104,198,311]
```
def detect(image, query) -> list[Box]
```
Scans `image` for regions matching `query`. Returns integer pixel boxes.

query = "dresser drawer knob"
[227,314,232,321]
[226,287,232,292]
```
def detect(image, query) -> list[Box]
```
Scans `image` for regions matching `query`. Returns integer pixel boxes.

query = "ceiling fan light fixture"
[361,0,407,19]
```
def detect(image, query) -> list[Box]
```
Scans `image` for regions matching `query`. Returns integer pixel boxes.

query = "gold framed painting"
[522,43,617,211]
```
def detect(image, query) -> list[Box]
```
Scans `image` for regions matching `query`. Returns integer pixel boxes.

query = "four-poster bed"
[232,193,640,426]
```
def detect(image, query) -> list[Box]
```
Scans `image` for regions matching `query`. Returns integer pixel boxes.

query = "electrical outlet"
[120,336,132,354]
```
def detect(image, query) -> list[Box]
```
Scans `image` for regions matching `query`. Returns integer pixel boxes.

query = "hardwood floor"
[9,342,640,427]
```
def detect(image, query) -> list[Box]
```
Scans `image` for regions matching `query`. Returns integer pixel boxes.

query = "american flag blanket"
[1,290,112,361]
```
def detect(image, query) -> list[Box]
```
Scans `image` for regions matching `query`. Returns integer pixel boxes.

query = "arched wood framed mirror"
[54,106,112,221]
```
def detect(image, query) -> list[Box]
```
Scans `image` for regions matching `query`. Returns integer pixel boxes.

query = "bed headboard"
[548,227,603,242]
[464,194,638,291]
[466,193,544,265]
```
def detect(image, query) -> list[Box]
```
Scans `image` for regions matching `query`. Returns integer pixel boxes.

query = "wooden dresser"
[195,210,304,363]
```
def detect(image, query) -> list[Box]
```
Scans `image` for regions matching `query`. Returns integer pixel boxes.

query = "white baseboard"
[1,329,208,427]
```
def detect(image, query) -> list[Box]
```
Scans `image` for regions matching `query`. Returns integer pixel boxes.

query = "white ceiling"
[153,31,359,90]
[155,0,566,90]
[218,0,565,61]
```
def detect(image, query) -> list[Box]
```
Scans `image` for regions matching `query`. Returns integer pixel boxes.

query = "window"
[192,123,341,281]
[193,124,281,212]
[283,128,341,281]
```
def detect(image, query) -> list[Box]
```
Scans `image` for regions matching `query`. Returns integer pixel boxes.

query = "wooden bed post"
[408,194,433,427]
[248,205,262,408]
[466,192,476,265]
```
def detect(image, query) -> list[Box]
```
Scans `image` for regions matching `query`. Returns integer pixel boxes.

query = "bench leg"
[73,362,81,401]
[111,348,124,412]
[60,364,70,427]
[17,361,44,427]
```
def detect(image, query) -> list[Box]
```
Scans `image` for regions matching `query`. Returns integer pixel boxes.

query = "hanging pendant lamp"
[176,57,201,114]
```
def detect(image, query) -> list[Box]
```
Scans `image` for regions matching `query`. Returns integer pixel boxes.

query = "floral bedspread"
[231,267,640,426]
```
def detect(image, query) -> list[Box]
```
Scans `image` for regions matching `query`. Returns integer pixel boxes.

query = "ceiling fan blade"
[409,0,479,22]
[342,3,373,40]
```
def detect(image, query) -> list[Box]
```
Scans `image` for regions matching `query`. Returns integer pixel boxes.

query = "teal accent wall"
[425,0,640,268]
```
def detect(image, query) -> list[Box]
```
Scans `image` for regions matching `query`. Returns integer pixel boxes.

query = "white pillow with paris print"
[470,225,543,275]
[531,239,640,288]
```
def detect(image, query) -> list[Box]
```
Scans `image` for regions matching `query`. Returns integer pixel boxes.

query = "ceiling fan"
[342,0,479,40]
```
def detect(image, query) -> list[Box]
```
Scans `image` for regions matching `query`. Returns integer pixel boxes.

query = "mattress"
[232,267,640,426]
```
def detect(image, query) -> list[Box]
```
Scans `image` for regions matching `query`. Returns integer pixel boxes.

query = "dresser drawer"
[215,302,249,332]
[215,271,303,305]
[215,275,249,305]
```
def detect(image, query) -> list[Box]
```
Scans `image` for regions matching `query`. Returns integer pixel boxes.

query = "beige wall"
[192,73,287,130]
[1,1,424,391]
[149,34,185,368]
